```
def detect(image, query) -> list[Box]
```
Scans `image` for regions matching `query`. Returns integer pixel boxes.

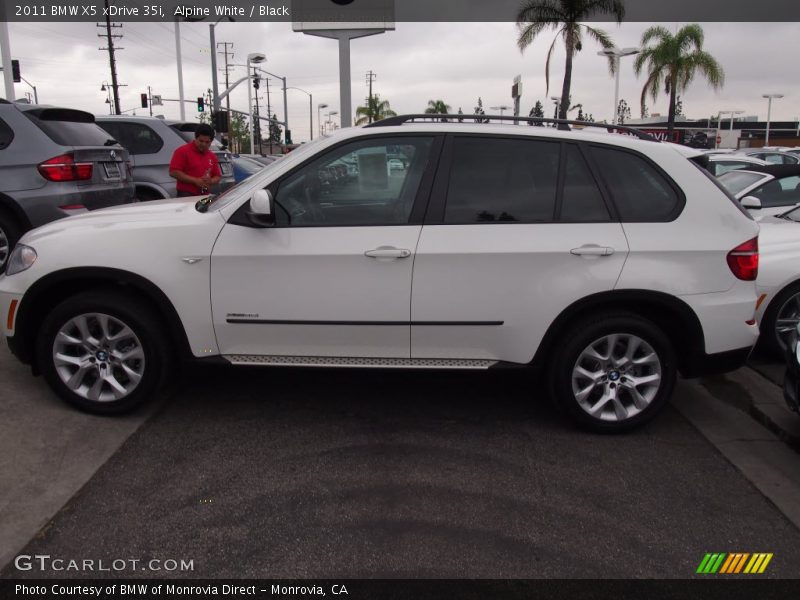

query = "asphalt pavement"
[2,353,800,580]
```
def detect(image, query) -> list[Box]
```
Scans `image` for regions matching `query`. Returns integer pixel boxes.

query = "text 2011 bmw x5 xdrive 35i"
[0,116,760,432]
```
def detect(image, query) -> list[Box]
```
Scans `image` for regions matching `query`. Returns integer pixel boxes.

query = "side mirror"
[247,189,275,227]
[741,196,762,210]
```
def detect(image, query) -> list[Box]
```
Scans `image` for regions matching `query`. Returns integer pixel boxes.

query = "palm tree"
[354,95,397,126]
[633,24,724,136]
[425,99,451,121]
[517,0,625,121]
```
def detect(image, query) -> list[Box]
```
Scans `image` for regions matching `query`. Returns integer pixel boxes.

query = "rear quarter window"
[24,109,114,147]
[590,145,683,222]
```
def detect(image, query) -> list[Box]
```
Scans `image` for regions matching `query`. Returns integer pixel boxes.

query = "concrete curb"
[700,364,800,453]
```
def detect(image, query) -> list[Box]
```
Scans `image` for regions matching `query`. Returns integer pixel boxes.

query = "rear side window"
[591,146,682,222]
[0,118,13,150]
[97,122,163,155]
[24,109,113,147]
[445,137,559,223]
[561,145,610,222]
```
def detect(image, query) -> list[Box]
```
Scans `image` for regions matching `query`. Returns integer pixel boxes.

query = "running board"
[222,355,498,369]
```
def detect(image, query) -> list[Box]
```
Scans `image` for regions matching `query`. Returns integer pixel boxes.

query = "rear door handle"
[365,247,412,259]
[570,245,615,256]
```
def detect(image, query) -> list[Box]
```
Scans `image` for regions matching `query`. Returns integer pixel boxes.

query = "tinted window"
[274,136,433,227]
[751,176,800,208]
[0,118,13,150]
[561,145,609,222]
[97,122,163,155]
[445,137,559,224]
[24,110,113,146]
[712,160,757,176]
[591,146,681,221]
[718,171,767,196]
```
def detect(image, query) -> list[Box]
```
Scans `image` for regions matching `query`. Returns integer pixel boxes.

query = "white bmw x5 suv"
[0,115,760,432]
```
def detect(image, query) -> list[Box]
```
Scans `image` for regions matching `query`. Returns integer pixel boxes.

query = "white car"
[717,165,800,218]
[755,205,800,356]
[0,116,760,432]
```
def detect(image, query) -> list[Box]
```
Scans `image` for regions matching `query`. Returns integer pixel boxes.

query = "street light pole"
[597,47,639,124]
[490,105,511,117]
[246,53,266,154]
[287,87,313,141]
[763,93,784,146]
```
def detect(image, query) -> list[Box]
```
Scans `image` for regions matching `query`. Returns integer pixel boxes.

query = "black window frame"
[229,133,444,229]
[424,134,618,225]
[585,143,686,223]
[0,117,14,150]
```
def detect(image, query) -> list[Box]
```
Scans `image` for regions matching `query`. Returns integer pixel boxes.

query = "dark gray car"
[0,101,134,271]
[96,115,235,200]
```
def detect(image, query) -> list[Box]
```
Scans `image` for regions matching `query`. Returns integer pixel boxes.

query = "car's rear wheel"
[0,209,22,274]
[550,312,677,433]
[36,291,169,414]
[135,187,164,203]
[760,282,800,359]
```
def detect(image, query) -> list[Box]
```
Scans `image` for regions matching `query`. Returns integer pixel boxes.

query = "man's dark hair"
[195,124,215,139]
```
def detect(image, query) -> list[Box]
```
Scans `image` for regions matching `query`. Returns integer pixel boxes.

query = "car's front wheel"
[550,312,677,433]
[0,208,21,274]
[36,291,169,414]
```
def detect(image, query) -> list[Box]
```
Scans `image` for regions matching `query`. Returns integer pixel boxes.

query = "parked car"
[717,165,800,218]
[0,116,760,432]
[783,322,800,415]
[95,115,185,201]
[166,121,235,192]
[231,154,266,183]
[0,101,134,272]
[237,153,279,167]
[753,205,800,356]
[734,148,800,165]
[707,154,769,177]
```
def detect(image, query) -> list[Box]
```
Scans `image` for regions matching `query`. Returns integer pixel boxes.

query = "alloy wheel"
[775,292,800,353]
[52,313,146,402]
[571,333,662,422]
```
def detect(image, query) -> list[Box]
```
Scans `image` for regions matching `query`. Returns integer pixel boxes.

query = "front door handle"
[570,245,615,257]
[365,247,412,259]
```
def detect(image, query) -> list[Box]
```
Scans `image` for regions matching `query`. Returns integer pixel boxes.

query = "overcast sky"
[3,20,799,141]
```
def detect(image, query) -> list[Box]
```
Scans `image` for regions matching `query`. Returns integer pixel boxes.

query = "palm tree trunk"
[559,27,574,121]
[667,71,677,137]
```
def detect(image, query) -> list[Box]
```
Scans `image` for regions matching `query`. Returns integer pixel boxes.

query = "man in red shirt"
[169,124,222,197]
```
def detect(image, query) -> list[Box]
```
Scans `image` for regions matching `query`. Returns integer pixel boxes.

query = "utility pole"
[264,77,272,153]
[365,70,376,123]
[98,0,123,114]
[253,73,263,155]
[147,85,153,116]
[217,42,234,139]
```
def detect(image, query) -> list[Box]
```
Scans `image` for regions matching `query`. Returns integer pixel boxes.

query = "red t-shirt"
[169,142,222,195]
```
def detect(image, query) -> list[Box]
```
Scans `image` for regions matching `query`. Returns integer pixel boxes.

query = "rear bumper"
[681,346,753,378]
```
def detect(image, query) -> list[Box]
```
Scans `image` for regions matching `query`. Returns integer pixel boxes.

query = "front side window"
[444,137,559,224]
[273,136,433,227]
[751,176,800,208]
[591,146,681,222]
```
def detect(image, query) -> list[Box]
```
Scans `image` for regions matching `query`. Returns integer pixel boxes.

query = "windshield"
[780,206,800,222]
[199,136,330,212]
[718,171,767,196]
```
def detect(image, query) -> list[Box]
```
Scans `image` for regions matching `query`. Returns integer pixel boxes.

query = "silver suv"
[0,101,134,272]
[95,116,235,201]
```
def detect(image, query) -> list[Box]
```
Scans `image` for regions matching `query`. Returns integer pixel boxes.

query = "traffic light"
[252,76,259,90]
[213,110,229,133]
[11,60,20,83]
[197,97,205,112]
[140,93,148,108]
[285,130,292,145]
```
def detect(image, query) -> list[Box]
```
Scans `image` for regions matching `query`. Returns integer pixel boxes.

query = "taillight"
[727,237,759,281]
[38,154,93,182]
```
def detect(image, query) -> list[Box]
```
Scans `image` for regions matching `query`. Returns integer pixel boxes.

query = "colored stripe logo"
[697,553,773,574]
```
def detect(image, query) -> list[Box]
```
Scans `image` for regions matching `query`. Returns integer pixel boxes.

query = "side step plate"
[223,355,498,369]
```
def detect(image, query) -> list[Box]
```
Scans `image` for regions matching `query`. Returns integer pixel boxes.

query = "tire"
[0,208,22,274]
[36,290,170,415]
[759,282,800,359]
[549,312,677,433]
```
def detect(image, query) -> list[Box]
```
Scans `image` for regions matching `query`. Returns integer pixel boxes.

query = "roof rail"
[365,113,659,142]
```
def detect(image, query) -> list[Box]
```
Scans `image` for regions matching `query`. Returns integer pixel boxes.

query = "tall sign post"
[293,0,395,128]
[512,75,522,119]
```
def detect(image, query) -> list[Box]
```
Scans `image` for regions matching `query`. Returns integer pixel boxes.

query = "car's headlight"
[6,244,37,275]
